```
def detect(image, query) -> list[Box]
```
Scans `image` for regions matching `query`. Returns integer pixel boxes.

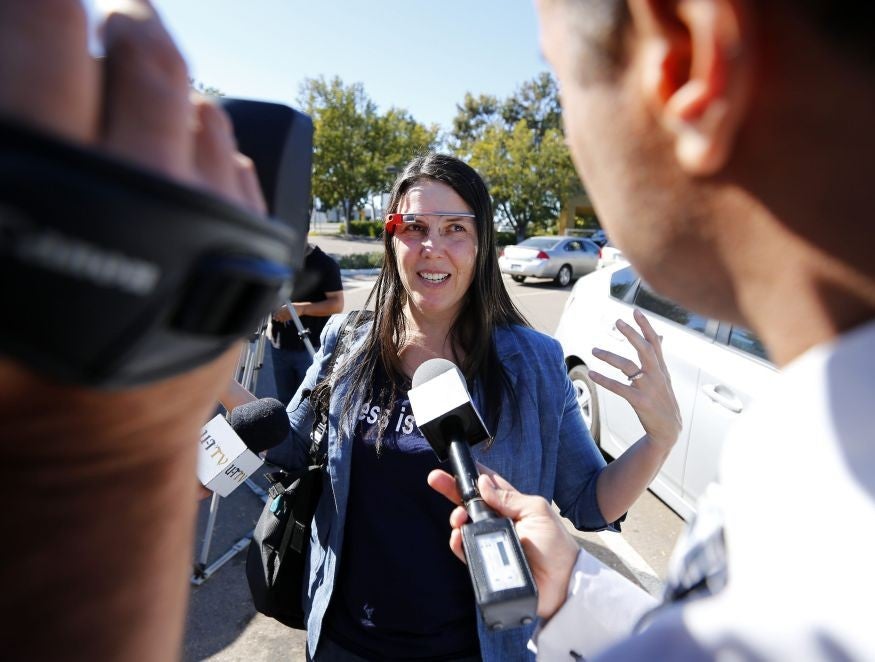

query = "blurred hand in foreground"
[0,2,268,660]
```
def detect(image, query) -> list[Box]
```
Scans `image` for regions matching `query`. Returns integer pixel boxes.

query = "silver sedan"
[498,236,600,286]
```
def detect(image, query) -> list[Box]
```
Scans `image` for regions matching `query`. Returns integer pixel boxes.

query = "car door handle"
[701,384,743,413]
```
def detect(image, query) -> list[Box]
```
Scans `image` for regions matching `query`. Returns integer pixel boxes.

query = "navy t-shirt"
[322,377,479,660]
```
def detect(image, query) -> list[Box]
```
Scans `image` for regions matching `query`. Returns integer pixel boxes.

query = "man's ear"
[628,0,754,175]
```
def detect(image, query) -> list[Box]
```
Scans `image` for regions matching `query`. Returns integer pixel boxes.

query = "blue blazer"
[270,314,613,661]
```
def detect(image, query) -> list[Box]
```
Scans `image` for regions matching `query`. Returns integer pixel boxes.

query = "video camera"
[0,98,313,388]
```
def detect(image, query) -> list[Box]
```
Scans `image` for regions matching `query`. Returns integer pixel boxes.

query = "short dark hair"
[557,0,873,70]
[792,0,874,67]
[551,0,631,77]
[326,153,529,446]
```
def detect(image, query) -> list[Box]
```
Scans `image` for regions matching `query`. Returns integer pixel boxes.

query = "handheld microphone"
[198,397,290,497]
[409,359,538,631]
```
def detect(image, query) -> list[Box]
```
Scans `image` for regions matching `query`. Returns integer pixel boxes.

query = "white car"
[596,243,625,270]
[554,264,777,520]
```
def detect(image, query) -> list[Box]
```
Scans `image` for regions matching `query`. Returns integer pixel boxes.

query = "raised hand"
[589,308,682,452]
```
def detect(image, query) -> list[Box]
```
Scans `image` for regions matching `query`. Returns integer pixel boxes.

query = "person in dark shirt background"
[268,241,344,404]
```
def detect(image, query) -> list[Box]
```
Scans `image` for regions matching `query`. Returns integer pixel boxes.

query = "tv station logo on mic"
[197,414,265,497]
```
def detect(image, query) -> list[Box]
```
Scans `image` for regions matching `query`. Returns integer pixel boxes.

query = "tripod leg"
[248,320,269,393]
[287,302,317,359]
[193,490,221,579]
[192,331,265,585]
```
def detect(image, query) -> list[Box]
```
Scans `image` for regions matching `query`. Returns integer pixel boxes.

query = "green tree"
[470,121,574,242]
[299,76,377,228]
[373,108,440,192]
[300,76,437,231]
[451,73,577,240]
[500,72,562,140]
[450,92,501,146]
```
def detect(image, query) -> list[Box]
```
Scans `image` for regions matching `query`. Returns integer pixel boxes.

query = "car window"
[565,241,581,251]
[610,266,637,300]
[729,326,769,361]
[582,239,599,254]
[520,237,561,250]
[633,285,709,334]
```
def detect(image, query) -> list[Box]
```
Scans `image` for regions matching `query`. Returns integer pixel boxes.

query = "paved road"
[184,236,683,660]
[312,233,383,257]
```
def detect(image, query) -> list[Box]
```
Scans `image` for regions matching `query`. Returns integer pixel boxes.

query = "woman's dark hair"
[314,153,529,446]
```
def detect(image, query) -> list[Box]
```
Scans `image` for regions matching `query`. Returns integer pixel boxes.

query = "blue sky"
[145,0,549,133]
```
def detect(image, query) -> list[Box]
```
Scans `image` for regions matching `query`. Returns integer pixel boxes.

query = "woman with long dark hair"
[272,153,680,661]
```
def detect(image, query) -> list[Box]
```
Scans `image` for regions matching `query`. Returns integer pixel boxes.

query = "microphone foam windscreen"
[412,358,459,388]
[227,397,290,453]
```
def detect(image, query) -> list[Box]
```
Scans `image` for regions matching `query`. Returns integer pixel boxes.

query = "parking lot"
[184,244,684,661]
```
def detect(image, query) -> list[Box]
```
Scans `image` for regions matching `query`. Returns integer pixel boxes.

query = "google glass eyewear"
[385,212,476,236]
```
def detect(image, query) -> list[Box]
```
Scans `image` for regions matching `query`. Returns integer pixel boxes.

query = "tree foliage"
[501,73,562,140]
[451,73,576,240]
[299,76,438,227]
[451,93,501,145]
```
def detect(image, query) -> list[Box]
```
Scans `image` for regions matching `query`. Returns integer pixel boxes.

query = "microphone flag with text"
[198,398,290,497]
[409,359,538,631]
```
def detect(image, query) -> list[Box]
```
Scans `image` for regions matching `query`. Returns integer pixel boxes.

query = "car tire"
[511,275,526,283]
[555,264,572,287]
[568,363,600,443]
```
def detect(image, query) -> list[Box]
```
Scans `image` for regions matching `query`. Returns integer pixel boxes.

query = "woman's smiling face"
[393,179,478,324]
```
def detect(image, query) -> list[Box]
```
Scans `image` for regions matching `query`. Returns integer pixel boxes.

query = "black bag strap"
[264,470,297,500]
[268,312,362,568]
[306,311,365,466]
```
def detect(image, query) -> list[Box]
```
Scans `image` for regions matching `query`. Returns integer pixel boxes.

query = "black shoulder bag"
[245,314,357,629]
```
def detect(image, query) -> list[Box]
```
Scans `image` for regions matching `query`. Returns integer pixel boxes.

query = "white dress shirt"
[533,319,875,661]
